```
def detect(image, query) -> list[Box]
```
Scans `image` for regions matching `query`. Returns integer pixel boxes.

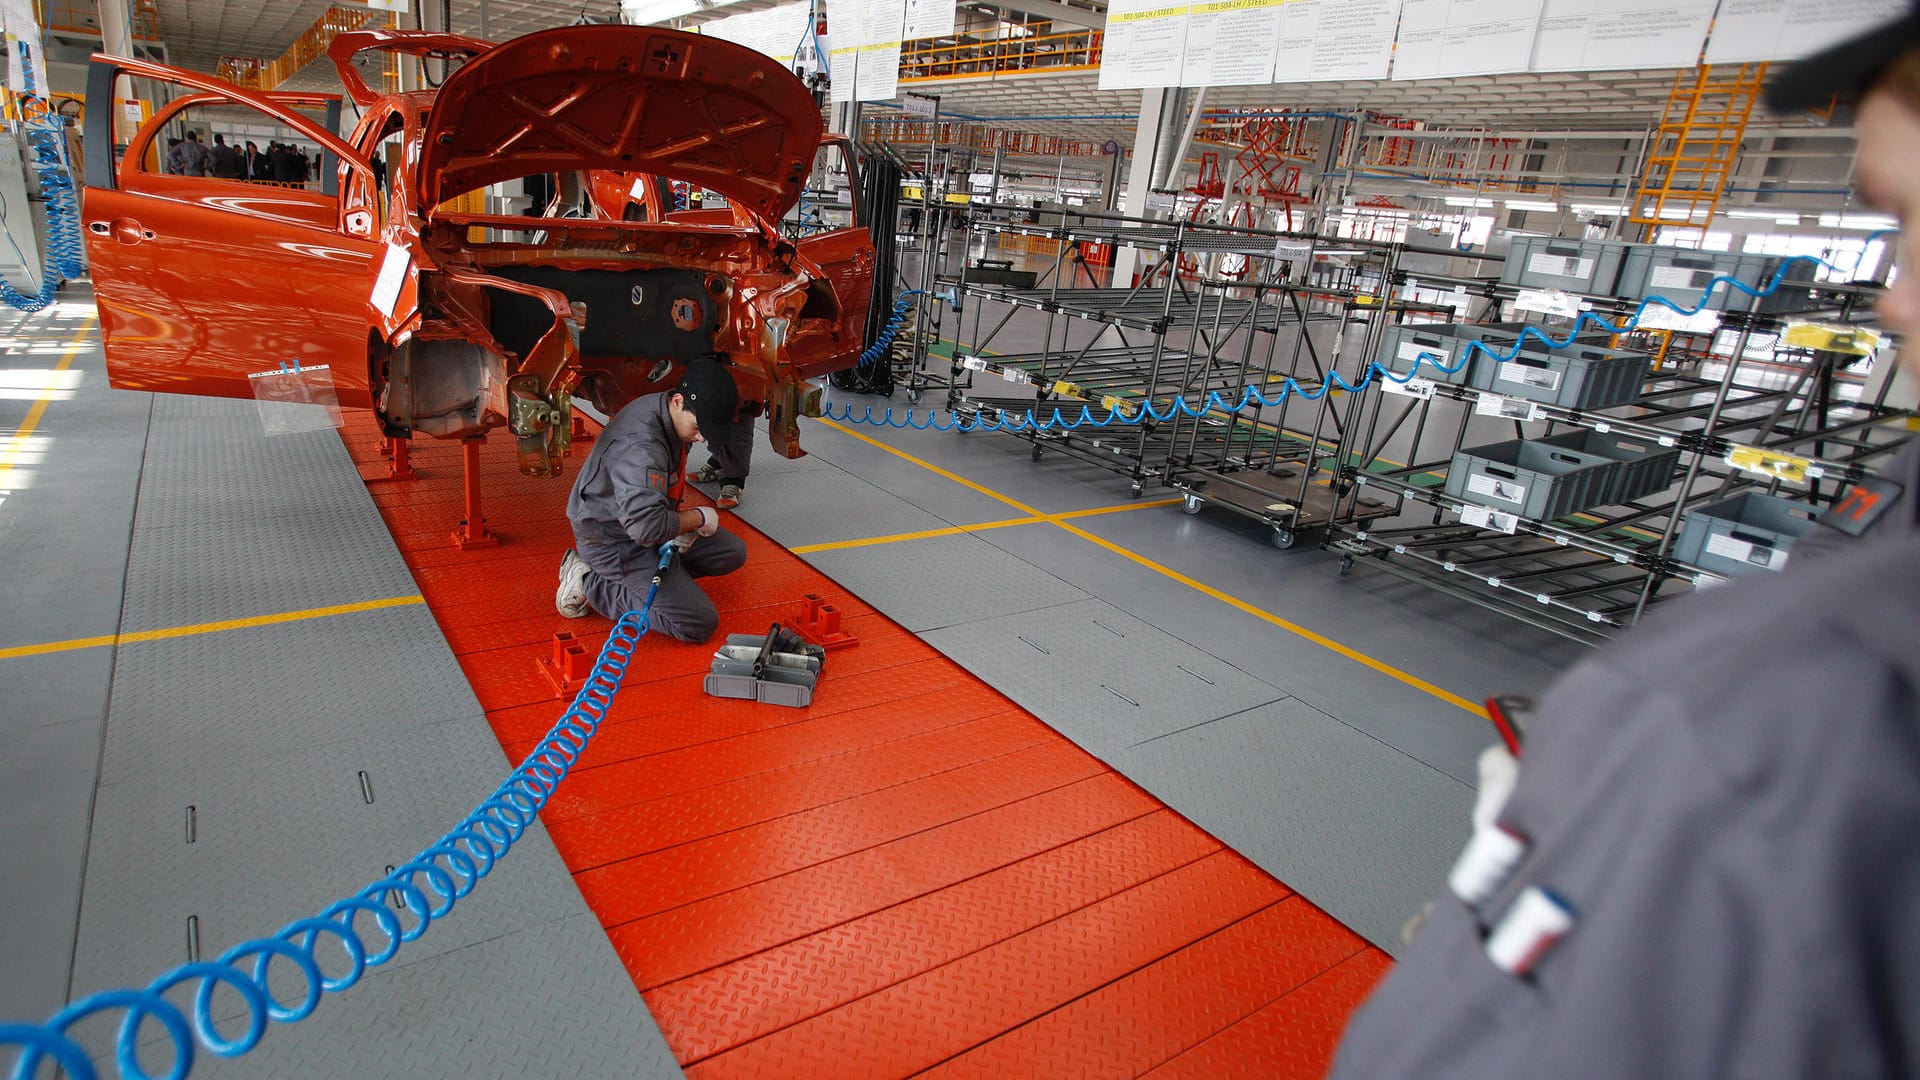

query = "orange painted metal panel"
[1145,949,1394,1079]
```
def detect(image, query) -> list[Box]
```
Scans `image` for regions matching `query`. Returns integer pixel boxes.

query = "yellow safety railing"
[899,26,1101,82]
[217,6,398,92]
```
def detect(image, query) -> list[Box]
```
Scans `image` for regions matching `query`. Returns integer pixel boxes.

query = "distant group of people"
[163,130,317,184]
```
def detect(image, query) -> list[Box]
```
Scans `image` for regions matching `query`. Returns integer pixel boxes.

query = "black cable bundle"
[832,143,906,396]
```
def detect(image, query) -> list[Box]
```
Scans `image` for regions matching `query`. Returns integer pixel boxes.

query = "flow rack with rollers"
[1323,238,1911,644]
[932,203,1458,547]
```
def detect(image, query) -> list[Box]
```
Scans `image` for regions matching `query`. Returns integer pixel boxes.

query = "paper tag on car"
[1514,289,1582,318]
[1460,504,1520,533]
[629,176,649,200]
[371,242,412,319]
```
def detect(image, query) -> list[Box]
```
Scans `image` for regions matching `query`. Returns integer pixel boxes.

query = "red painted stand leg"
[387,436,417,481]
[452,436,499,549]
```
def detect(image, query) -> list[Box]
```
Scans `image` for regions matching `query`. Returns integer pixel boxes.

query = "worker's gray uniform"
[1332,437,1920,1078]
[703,411,756,486]
[566,393,745,642]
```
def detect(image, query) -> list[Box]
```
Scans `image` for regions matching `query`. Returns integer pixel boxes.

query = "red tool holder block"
[538,631,598,697]
[791,593,856,650]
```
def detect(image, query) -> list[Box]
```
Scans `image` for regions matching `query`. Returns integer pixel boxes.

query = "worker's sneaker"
[693,459,720,484]
[555,548,591,618]
[716,483,743,510]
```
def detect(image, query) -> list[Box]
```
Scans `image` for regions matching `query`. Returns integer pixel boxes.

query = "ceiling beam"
[985,0,1106,30]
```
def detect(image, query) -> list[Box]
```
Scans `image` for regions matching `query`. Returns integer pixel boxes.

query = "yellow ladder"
[1629,62,1767,241]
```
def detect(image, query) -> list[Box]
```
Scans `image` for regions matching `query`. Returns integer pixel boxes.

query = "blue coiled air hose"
[857,290,929,369]
[1,76,87,312]
[1,545,679,1080]
[823,254,1842,433]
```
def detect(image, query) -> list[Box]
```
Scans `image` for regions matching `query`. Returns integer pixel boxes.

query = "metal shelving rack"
[1326,292,1913,644]
[931,205,1455,544]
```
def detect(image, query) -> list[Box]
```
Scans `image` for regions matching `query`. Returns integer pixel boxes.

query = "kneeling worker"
[555,359,745,642]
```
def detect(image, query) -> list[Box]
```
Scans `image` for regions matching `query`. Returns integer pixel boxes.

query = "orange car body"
[81,25,875,474]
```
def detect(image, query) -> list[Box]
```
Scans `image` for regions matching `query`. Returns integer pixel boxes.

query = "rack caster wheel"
[1181,494,1203,516]
[1129,481,1144,498]
[1031,444,1043,461]
[906,387,922,405]
[1270,527,1297,550]
[1339,555,1354,577]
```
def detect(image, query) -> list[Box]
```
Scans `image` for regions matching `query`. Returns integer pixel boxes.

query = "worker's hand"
[1472,743,1519,832]
[695,505,720,537]
[669,531,699,553]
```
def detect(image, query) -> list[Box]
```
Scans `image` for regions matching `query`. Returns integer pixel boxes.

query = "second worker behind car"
[555,358,746,643]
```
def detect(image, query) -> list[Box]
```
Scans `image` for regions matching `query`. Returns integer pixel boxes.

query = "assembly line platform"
[1,293,1580,1076]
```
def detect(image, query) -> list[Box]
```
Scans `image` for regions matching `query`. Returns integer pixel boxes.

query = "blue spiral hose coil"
[1,546,678,1080]
[857,290,929,369]
[824,254,1849,433]
[0,54,87,312]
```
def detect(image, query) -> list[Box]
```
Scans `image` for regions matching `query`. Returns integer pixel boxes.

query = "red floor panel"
[340,426,1390,1078]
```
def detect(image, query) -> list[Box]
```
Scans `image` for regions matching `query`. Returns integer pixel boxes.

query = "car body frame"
[82,25,875,475]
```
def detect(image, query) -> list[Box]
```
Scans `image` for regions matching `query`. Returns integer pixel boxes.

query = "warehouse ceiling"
[100,0,1845,147]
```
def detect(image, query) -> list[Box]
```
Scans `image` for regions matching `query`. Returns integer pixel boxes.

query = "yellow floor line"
[791,498,1184,555]
[0,596,427,660]
[0,315,96,488]
[817,417,1486,718]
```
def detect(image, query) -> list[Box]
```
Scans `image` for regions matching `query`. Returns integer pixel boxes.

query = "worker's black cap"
[1766,4,1920,114]
[674,357,738,438]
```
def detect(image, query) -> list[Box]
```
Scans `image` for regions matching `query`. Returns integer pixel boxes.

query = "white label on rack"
[1379,377,1436,400]
[1460,503,1520,533]
[1806,465,1826,480]
[1002,367,1028,384]
[1496,363,1562,392]
[1475,394,1544,422]
[1397,341,1449,370]
[1636,303,1720,333]
[1705,532,1785,570]
[1467,474,1528,506]
[1648,264,1711,291]
[1527,253,1594,280]
[1657,435,1677,448]
[1593,421,1612,433]
[1514,288,1584,318]
[960,355,989,371]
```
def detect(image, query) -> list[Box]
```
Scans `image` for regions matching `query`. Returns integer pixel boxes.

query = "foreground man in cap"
[555,358,747,642]
[1331,14,1920,1078]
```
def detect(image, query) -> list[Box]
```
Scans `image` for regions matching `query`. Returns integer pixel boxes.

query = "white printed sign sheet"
[1394,0,1548,79]
[1529,0,1715,71]
[1182,0,1284,87]
[855,0,905,100]
[1274,0,1403,83]
[1098,0,1192,89]
[1703,0,1905,64]
[903,0,955,40]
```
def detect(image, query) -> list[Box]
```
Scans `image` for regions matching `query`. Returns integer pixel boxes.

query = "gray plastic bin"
[1615,247,1819,313]
[1466,341,1652,410]
[1500,235,1630,294]
[1672,492,1820,576]
[1376,321,1609,385]
[1536,429,1681,505]
[1444,436,1621,520]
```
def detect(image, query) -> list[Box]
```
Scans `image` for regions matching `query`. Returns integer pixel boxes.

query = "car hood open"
[416,25,822,221]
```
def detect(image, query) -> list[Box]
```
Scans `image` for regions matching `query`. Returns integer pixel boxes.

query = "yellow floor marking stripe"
[0,316,96,487]
[0,595,427,660]
[790,498,1185,555]
[816,417,1486,718]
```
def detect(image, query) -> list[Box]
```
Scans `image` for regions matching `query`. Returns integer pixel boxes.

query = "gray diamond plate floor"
[4,293,1587,1075]
[0,295,682,1077]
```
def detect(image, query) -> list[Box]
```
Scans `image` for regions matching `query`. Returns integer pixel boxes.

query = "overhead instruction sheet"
[1704,0,1905,64]
[855,0,905,101]
[1099,0,1193,89]
[1182,0,1285,86]
[903,0,956,40]
[1274,0,1404,82]
[1529,0,1715,71]
[1394,0,1548,79]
